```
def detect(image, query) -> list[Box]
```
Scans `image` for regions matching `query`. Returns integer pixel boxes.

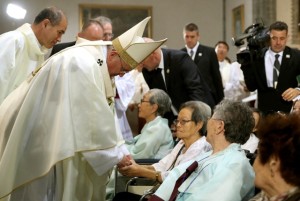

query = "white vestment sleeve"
[83,144,129,175]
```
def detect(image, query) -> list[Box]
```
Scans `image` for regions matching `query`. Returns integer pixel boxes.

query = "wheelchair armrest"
[138,182,161,201]
[139,191,154,201]
[124,158,160,192]
[125,177,157,191]
[115,158,161,195]
[125,177,140,191]
[135,158,160,165]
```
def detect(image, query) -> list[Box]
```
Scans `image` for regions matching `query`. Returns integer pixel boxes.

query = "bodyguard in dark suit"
[241,21,300,114]
[181,23,224,104]
[142,39,214,124]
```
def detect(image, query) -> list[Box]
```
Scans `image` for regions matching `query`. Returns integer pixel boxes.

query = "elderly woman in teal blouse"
[149,100,255,201]
[126,88,174,159]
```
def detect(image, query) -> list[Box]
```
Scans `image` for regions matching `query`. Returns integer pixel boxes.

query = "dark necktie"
[273,54,280,85]
[190,50,194,58]
[148,161,198,201]
[150,68,167,91]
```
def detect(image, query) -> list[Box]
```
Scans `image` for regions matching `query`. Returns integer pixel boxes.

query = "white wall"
[277,0,300,49]
[0,0,223,49]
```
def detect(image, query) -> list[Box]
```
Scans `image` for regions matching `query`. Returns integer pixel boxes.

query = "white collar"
[17,23,48,55]
[158,50,164,71]
[185,42,199,53]
[267,48,283,58]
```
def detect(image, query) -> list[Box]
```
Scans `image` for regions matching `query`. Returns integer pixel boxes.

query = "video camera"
[232,22,270,65]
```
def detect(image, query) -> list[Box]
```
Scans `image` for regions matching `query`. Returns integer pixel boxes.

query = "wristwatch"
[155,171,161,182]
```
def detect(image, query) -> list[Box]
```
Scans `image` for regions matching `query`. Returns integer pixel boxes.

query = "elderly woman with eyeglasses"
[113,101,212,201]
[148,100,255,201]
[249,114,300,201]
[125,88,174,159]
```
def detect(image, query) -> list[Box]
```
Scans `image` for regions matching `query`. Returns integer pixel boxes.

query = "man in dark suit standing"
[142,38,215,125]
[181,23,224,105]
[241,21,300,114]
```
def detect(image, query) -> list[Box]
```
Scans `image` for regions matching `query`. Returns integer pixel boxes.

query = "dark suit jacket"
[241,46,300,114]
[181,44,224,104]
[50,41,76,56]
[142,48,215,114]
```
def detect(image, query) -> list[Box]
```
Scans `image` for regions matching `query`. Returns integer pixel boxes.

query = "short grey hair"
[147,89,171,116]
[213,100,254,144]
[81,19,103,32]
[180,101,211,135]
[34,6,65,26]
[93,16,112,26]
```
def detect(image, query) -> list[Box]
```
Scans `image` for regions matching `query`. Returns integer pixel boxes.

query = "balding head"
[140,37,162,71]
[78,20,104,41]
[143,37,162,53]
[33,6,66,26]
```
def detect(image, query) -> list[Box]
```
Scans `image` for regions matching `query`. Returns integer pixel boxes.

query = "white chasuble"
[0,41,120,201]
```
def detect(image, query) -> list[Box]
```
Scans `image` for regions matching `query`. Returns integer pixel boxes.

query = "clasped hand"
[117,159,141,177]
[117,155,133,168]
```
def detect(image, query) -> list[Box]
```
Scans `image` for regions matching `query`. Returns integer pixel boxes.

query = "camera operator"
[240,21,300,114]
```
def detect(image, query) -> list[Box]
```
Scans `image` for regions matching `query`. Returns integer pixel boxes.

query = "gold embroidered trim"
[112,38,138,69]
[31,66,42,77]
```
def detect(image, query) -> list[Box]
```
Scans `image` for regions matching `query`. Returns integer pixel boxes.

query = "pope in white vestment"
[0,41,122,201]
[0,17,167,201]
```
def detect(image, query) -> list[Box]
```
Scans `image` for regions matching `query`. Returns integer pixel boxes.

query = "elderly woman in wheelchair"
[125,88,174,159]
[113,100,212,201]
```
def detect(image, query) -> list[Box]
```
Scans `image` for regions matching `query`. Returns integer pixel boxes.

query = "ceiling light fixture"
[6,3,27,19]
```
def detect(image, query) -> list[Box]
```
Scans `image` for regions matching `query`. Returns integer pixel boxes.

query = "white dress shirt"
[185,42,199,60]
